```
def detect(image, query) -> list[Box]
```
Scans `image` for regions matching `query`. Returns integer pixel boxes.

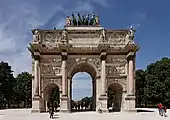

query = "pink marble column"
[128,55,134,95]
[34,59,39,96]
[100,52,106,95]
[61,52,67,96]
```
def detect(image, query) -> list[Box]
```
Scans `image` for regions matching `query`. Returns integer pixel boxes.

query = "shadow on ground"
[71,109,95,113]
[137,109,155,113]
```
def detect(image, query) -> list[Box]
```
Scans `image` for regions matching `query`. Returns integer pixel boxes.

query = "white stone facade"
[28,26,139,113]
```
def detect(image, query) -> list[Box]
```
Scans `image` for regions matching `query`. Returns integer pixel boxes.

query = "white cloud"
[0,0,109,94]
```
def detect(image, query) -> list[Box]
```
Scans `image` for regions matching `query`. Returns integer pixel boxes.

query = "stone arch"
[68,60,100,79]
[43,83,61,111]
[68,61,98,111]
[44,82,61,92]
[107,78,126,92]
[107,82,123,112]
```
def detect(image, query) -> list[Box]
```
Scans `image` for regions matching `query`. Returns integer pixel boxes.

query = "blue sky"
[0,0,170,100]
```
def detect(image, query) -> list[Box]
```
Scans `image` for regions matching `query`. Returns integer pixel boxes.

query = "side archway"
[107,83,123,112]
[43,83,60,111]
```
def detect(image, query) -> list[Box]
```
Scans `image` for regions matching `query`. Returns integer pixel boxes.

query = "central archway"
[69,62,97,112]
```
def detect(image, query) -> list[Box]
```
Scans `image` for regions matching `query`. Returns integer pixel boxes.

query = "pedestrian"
[162,105,168,117]
[49,103,54,119]
[157,103,163,116]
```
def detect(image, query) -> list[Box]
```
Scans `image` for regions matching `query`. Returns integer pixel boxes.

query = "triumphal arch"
[28,13,139,113]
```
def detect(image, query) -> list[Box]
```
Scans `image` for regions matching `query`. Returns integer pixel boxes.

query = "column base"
[98,94,108,113]
[125,95,136,112]
[31,95,42,113]
[60,95,69,113]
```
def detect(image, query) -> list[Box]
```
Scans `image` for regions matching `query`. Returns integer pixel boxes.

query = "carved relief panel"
[43,31,61,43]
[106,31,127,47]
[41,31,62,48]
[67,32,100,47]
[41,55,62,76]
[106,55,127,76]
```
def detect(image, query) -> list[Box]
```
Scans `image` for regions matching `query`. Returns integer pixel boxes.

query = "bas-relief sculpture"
[41,57,62,76]
[28,13,139,113]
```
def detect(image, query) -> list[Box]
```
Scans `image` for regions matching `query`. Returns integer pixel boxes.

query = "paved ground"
[0,108,169,120]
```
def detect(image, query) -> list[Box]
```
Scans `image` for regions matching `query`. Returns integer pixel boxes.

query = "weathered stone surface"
[41,56,62,64]
[29,26,139,113]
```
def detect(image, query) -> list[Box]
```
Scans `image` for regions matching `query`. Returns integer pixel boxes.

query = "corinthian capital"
[127,52,135,61]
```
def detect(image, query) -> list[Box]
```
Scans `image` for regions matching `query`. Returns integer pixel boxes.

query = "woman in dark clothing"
[49,103,54,118]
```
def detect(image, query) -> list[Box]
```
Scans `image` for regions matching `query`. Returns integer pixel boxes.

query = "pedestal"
[125,95,136,112]
[31,96,42,113]
[60,95,70,113]
[98,94,108,113]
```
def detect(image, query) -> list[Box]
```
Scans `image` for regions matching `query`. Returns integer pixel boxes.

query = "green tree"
[52,87,60,105]
[136,57,170,108]
[0,61,15,108]
[14,72,32,108]
[135,69,146,107]
[107,87,115,107]
[80,97,92,105]
[145,57,170,107]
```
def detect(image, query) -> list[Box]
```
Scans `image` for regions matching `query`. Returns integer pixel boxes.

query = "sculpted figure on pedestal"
[89,13,95,25]
[95,16,100,26]
[71,13,77,25]
[100,29,106,42]
[33,29,40,43]
[65,16,72,26]
[84,13,90,25]
[126,25,135,41]
[61,30,67,43]
[82,15,85,25]
[77,13,83,25]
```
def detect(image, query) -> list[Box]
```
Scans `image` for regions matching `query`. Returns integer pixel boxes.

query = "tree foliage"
[0,61,32,109]
[52,87,60,104]
[13,72,32,108]
[0,61,15,108]
[136,57,170,108]
[80,97,92,105]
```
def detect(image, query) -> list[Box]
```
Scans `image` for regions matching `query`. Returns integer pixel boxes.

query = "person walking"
[157,103,163,116]
[49,103,54,119]
[162,105,168,117]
